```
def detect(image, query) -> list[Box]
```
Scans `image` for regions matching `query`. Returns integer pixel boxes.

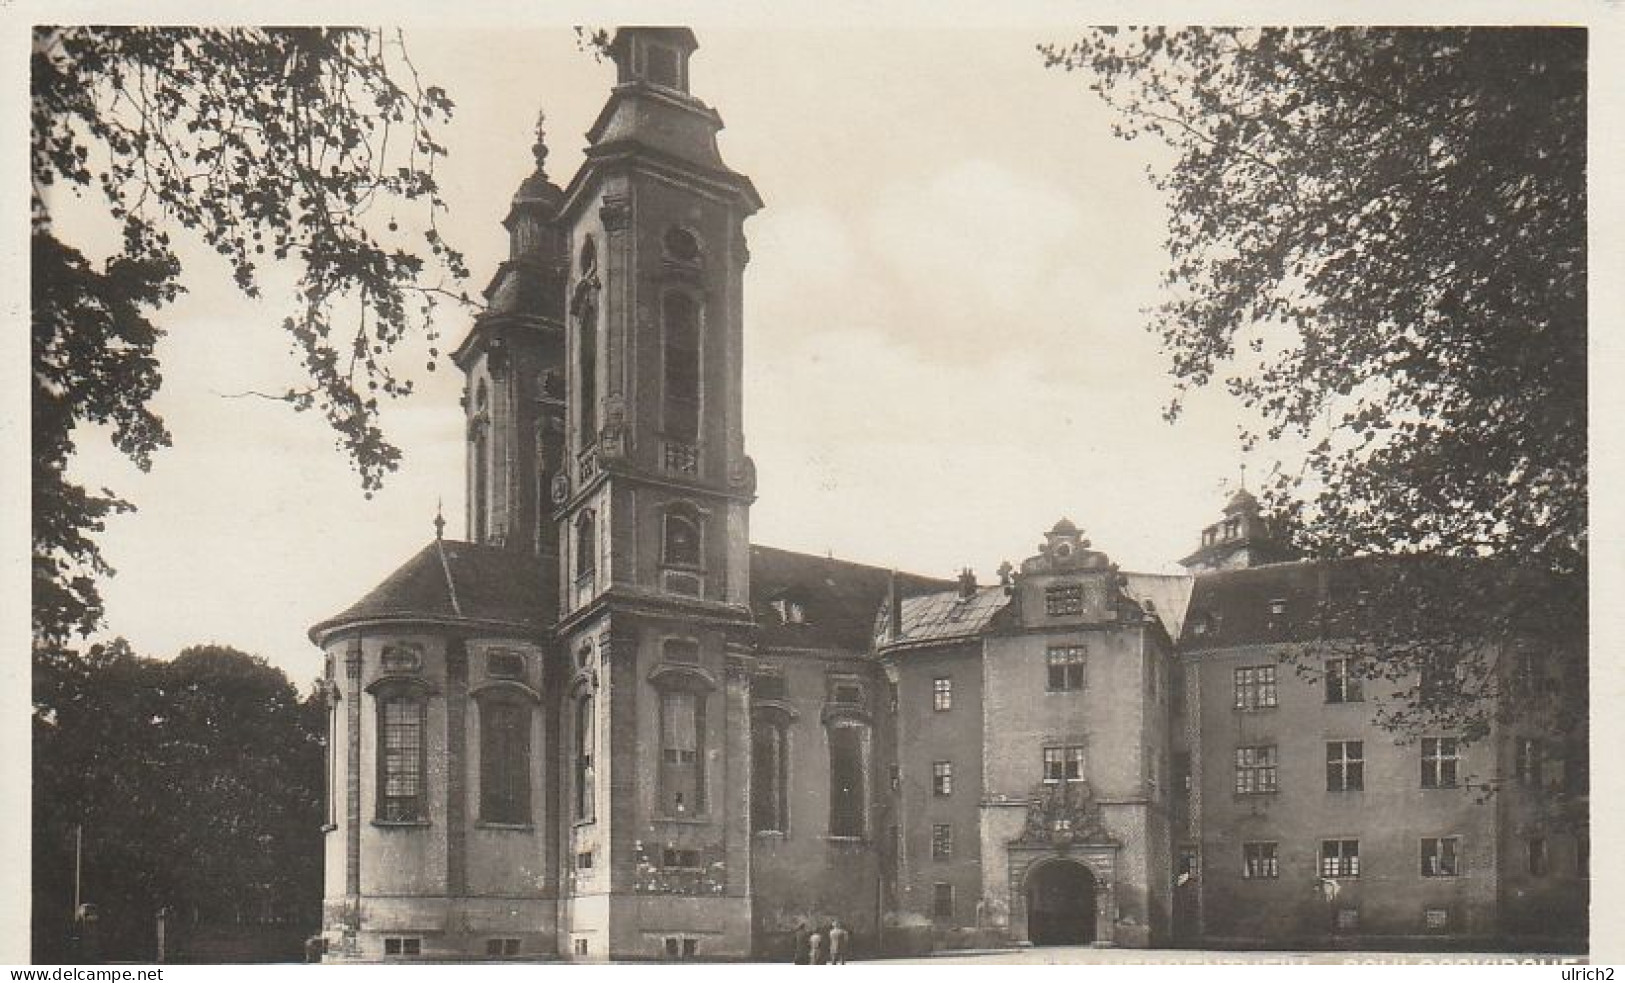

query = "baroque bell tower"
[551,28,762,959]
[452,112,568,572]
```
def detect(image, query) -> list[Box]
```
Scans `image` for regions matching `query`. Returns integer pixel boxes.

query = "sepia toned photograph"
[25,11,1598,967]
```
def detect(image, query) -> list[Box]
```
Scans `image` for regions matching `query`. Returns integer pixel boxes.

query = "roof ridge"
[435,538,465,617]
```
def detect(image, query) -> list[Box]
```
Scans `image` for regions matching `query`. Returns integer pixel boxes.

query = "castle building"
[308,28,1586,961]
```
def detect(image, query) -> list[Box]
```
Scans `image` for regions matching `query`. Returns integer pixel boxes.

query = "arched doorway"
[1026,859,1097,945]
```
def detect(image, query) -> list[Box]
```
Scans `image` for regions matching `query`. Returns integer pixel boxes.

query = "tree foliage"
[33,642,326,962]
[32,27,469,645]
[1042,27,1585,576]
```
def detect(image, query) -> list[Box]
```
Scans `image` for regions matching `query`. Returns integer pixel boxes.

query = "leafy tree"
[32,27,469,646]
[33,642,326,962]
[1045,28,1587,782]
[1042,27,1584,575]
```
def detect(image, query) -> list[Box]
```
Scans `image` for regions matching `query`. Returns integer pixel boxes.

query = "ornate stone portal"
[1005,781,1120,947]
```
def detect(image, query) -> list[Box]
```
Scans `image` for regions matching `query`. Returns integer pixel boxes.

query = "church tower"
[453,113,569,567]
[551,28,763,959]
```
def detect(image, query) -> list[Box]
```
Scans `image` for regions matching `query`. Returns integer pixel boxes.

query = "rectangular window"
[933,677,952,711]
[1515,737,1543,788]
[1235,745,1278,794]
[829,724,867,838]
[933,761,953,796]
[480,701,532,824]
[486,938,521,957]
[379,696,425,822]
[1421,737,1459,789]
[1421,837,1460,877]
[1326,741,1364,792]
[1243,842,1279,879]
[1336,908,1359,932]
[384,937,422,957]
[662,293,701,442]
[1233,665,1278,710]
[932,882,954,918]
[1320,839,1360,878]
[1047,646,1087,691]
[932,824,952,860]
[662,848,700,869]
[576,851,594,870]
[1043,745,1086,783]
[1528,837,1549,877]
[1178,846,1200,878]
[660,689,705,815]
[1045,583,1085,616]
[573,939,589,956]
[889,763,901,791]
[1325,658,1364,703]
[1425,908,1449,931]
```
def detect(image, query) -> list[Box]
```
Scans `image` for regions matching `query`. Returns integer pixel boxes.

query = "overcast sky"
[25,13,1617,697]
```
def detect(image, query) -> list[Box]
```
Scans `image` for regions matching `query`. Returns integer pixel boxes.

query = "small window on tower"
[644,44,681,88]
[664,227,701,263]
[662,506,702,569]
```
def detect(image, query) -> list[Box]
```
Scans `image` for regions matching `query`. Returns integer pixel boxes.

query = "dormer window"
[1223,518,1242,540]
[771,597,807,625]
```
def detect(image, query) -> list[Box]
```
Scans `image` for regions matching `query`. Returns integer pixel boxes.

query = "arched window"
[662,504,702,569]
[377,692,426,822]
[577,239,599,445]
[472,426,490,543]
[471,380,490,543]
[752,716,789,833]
[828,722,869,838]
[664,227,701,263]
[479,699,532,824]
[663,293,700,442]
[575,511,596,584]
[574,691,595,821]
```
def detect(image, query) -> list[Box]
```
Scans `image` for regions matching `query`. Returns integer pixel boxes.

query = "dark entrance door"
[1026,860,1097,945]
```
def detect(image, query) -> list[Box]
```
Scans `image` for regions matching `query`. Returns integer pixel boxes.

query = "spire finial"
[434,499,446,540]
[532,108,549,176]
[1239,461,1247,493]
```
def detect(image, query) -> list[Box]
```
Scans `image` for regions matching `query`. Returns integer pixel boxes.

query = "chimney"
[957,567,977,600]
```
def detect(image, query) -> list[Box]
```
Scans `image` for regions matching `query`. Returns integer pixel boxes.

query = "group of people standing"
[792,919,850,965]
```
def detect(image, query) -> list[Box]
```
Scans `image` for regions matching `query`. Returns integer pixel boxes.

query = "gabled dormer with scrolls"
[1009,519,1142,629]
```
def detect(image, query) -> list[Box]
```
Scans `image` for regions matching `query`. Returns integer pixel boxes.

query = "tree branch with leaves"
[32,27,475,646]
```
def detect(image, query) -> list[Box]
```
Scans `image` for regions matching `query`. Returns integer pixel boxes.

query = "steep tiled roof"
[873,586,1009,652]
[310,539,552,642]
[749,545,952,652]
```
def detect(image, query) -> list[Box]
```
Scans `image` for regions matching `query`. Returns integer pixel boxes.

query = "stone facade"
[306,27,1587,961]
